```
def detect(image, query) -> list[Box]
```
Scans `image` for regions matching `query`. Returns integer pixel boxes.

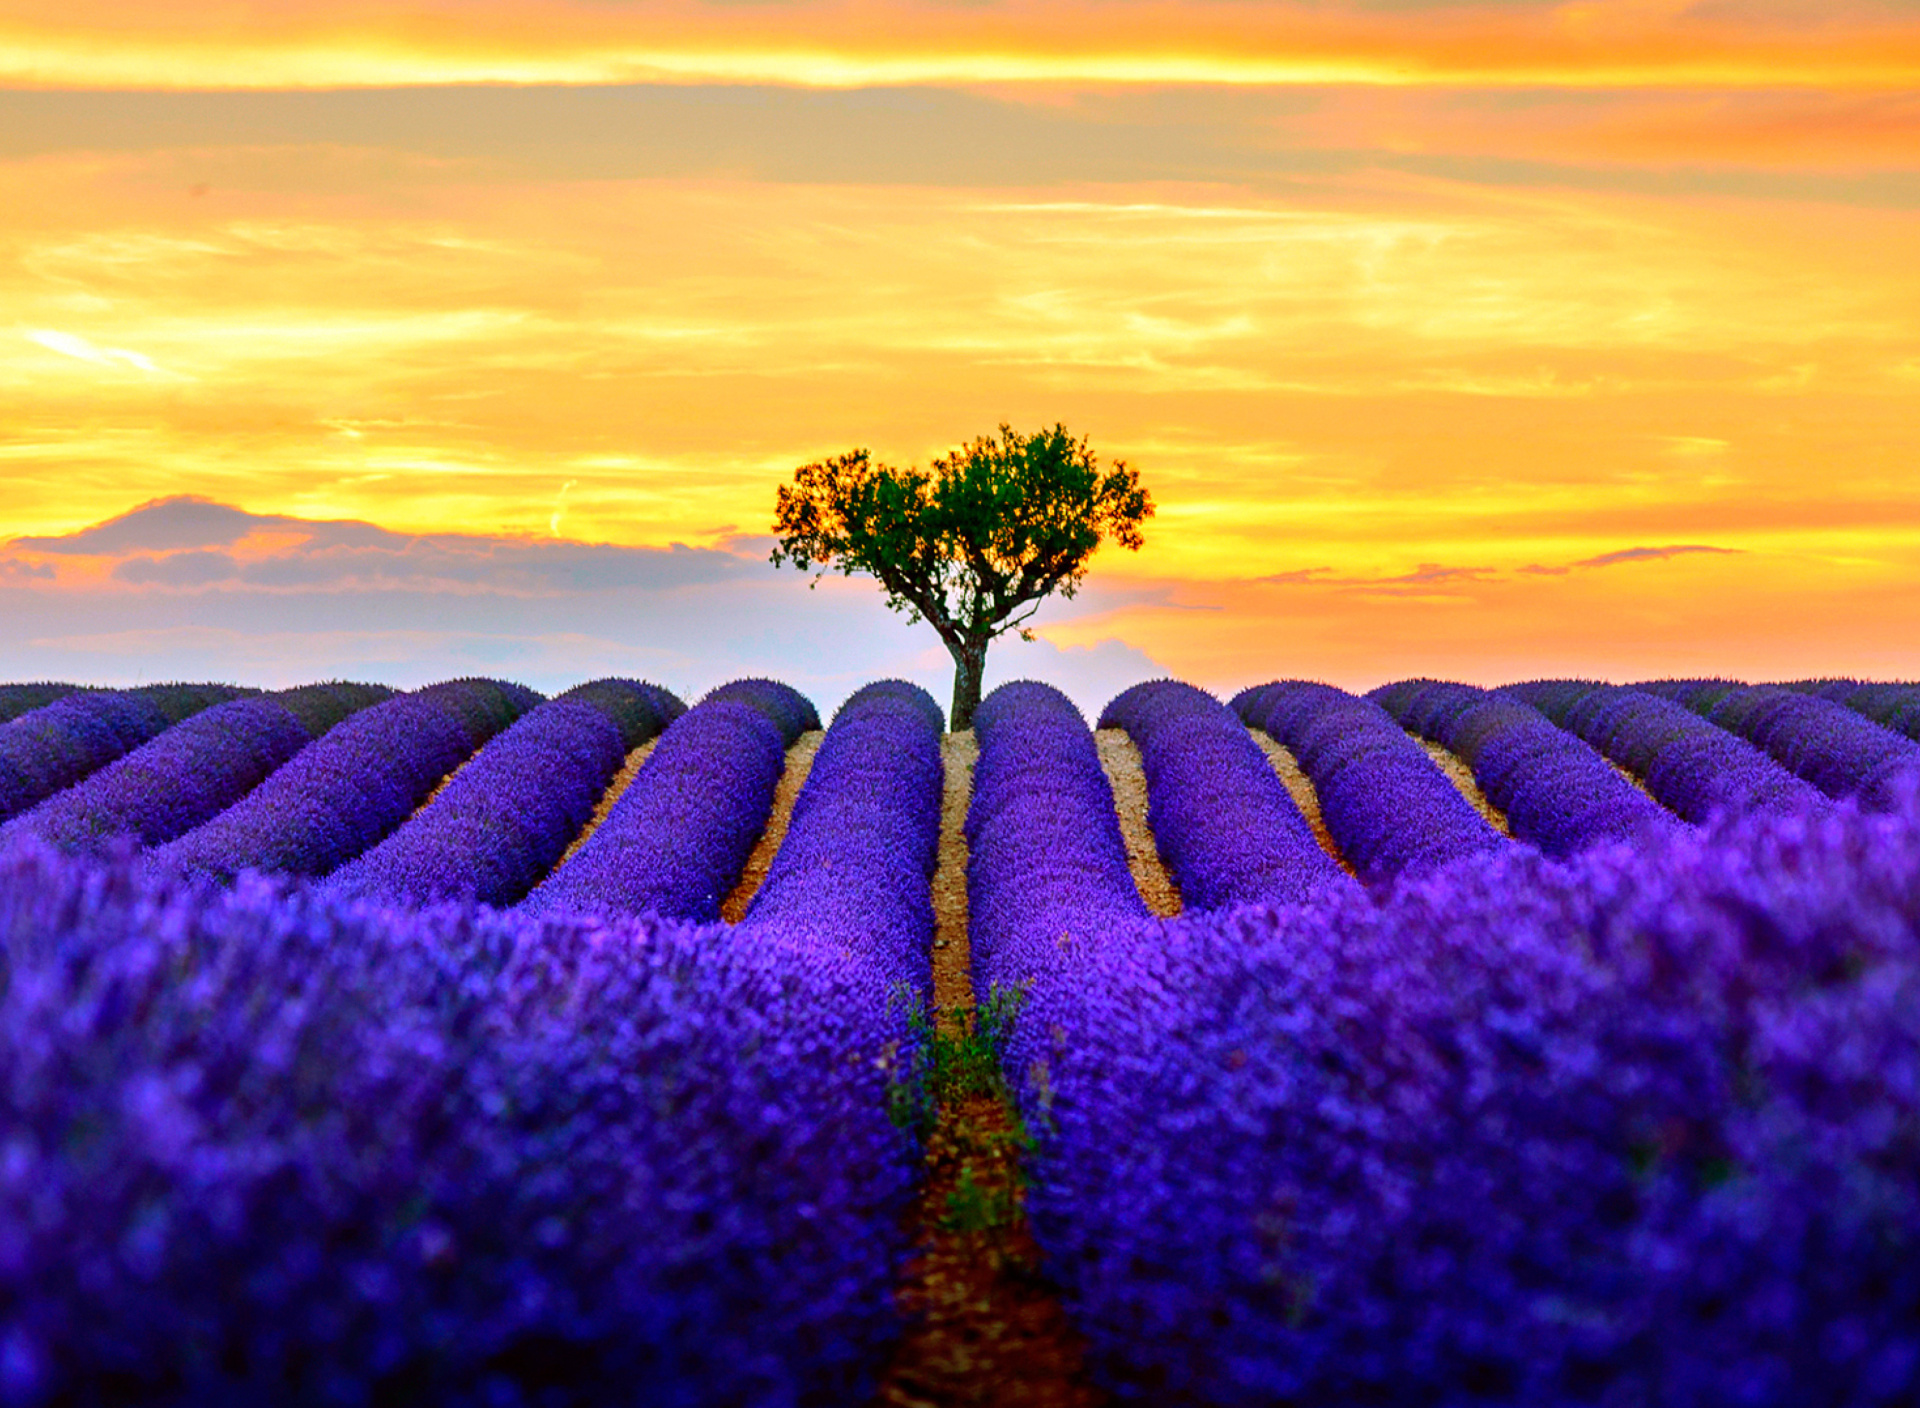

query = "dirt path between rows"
[1246,729,1357,875]
[720,730,823,922]
[874,731,1106,1408]
[1092,729,1181,918]
[1413,737,1513,835]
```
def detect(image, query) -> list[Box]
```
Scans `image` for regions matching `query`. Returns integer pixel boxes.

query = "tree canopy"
[770,423,1152,729]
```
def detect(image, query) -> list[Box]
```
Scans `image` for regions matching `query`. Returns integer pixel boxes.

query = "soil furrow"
[720,729,823,922]
[1247,729,1359,874]
[1412,736,1513,835]
[874,731,1106,1408]
[1092,729,1181,918]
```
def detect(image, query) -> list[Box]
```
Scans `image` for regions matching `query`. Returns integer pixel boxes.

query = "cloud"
[14,497,309,555]
[4,2,1918,91]
[24,328,183,378]
[1254,562,1496,593]
[12,496,755,596]
[1262,547,1740,588]
[113,550,241,586]
[1573,544,1742,569]
[0,497,1172,719]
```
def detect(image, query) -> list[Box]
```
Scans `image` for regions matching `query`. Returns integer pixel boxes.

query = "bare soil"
[720,730,823,922]
[1092,729,1182,917]
[1414,737,1513,835]
[874,731,1107,1408]
[1247,729,1358,875]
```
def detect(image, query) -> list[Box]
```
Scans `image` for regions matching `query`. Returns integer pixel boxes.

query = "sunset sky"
[5,1,1919,709]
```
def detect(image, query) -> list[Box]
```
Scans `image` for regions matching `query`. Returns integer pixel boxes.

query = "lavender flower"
[740,679,943,996]
[1234,679,1505,885]
[0,839,916,1406]
[1101,680,1357,909]
[520,679,815,922]
[5,684,394,856]
[0,685,254,822]
[989,788,1920,1405]
[151,679,539,883]
[554,677,686,746]
[967,681,1150,1004]
[1786,679,1920,743]
[1646,683,1920,810]
[1372,678,1678,857]
[1510,679,1827,823]
[0,684,80,725]
[327,681,684,908]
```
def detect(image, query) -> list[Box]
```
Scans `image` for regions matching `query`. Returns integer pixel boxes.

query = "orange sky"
[4,0,1919,694]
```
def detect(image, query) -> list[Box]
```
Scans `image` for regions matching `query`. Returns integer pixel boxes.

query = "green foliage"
[770,423,1152,727]
[940,1163,1021,1235]
[888,983,1029,1141]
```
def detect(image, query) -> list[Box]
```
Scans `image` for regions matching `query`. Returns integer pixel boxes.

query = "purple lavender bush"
[967,681,1150,1005]
[519,679,814,922]
[1510,679,1827,823]
[1636,677,1744,715]
[1100,680,1356,909]
[0,684,81,725]
[1372,678,1678,857]
[1234,679,1505,885]
[554,677,686,747]
[0,840,916,1406]
[1787,679,1920,743]
[704,675,822,739]
[5,684,393,856]
[985,786,1920,1405]
[0,684,254,822]
[326,680,684,908]
[740,680,943,995]
[1646,682,1920,811]
[151,679,539,884]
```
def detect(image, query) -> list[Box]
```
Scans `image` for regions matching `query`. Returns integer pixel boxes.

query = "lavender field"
[1,673,1917,1405]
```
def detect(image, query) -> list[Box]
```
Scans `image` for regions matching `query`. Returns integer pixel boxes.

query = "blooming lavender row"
[0,839,918,1405]
[740,680,944,995]
[1633,676,1742,714]
[151,678,541,884]
[993,774,1920,1404]
[0,683,80,725]
[325,680,685,908]
[1788,678,1920,743]
[554,677,686,746]
[1372,678,1678,857]
[0,683,255,822]
[1233,679,1505,886]
[4,683,394,856]
[1642,680,1920,810]
[705,675,822,738]
[1509,679,1828,823]
[520,679,816,922]
[1099,680,1356,909]
[967,681,1150,1010]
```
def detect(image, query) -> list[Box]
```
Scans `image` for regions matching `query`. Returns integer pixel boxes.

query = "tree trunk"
[948,640,988,732]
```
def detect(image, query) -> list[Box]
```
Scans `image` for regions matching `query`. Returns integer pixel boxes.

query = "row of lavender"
[0,678,946,1404]
[8,668,1916,900]
[976,680,1920,1405]
[6,665,1920,1404]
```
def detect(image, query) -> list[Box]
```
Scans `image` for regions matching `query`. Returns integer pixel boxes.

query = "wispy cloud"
[5,2,1920,90]
[0,497,1168,715]
[1573,544,1742,569]
[23,328,185,378]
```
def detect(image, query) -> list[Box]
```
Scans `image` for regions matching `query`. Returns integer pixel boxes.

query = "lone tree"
[770,423,1153,730]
